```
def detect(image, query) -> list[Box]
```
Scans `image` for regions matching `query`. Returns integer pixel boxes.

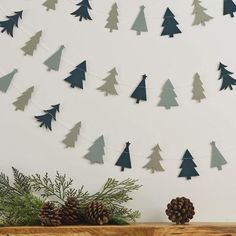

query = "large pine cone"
[61,197,80,225]
[166,197,195,224]
[85,201,111,225]
[39,201,62,226]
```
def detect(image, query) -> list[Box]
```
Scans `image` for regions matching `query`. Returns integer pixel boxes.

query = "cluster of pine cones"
[39,197,111,226]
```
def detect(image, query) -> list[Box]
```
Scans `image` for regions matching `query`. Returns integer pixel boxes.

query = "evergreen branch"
[12,167,31,194]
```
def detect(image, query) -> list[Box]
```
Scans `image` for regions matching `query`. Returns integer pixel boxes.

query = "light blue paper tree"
[0,69,18,93]
[131,6,148,35]
[210,141,227,170]
[84,135,105,164]
[44,45,65,71]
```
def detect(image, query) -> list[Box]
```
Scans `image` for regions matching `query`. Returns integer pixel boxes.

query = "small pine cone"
[165,197,195,224]
[61,197,80,225]
[85,201,111,225]
[39,201,62,226]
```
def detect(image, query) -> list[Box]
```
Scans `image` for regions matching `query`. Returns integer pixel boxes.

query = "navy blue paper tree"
[0,11,23,37]
[71,0,92,21]
[161,8,181,38]
[35,104,60,131]
[64,61,87,89]
[131,74,147,104]
[178,150,199,180]
[223,0,236,17]
[218,62,236,90]
[115,142,132,172]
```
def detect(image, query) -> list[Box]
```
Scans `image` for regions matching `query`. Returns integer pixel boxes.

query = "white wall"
[0,0,236,222]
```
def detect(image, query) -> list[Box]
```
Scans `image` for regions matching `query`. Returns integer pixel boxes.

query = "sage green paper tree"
[62,122,81,148]
[105,3,119,32]
[192,73,206,102]
[44,45,65,71]
[43,0,58,11]
[210,141,227,170]
[0,69,18,93]
[13,86,34,111]
[84,135,105,164]
[21,31,42,56]
[97,67,118,96]
[131,5,148,35]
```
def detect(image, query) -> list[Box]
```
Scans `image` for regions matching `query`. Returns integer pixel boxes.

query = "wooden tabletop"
[0,223,236,236]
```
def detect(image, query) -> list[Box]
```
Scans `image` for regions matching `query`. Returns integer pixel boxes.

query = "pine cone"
[166,197,195,224]
[85,201,111,225]
[39,201,62,226]
[61,197,80,225]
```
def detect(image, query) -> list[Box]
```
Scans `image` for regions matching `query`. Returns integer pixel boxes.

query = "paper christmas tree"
[178,149,199,180]
[64,61,87,89]
[35,104,60,131]
[62,122,81,148]
[105,3,119,32]
[130,74,147,104]
[71,0,92,21]
[161,8,181,38]
[97,67,118,96]
[131,6,148,35]
[44,45,65,71]
[13,86,34,111]
[192,73,206,102]
[158,79,178,109]
[84,135,105,164]
[143,144,165,174]
[223,0,236,17]
[0,69,18,93]
[218,62,236,90]
[210,141,227,170]
[0,11,23,37]
[192,0,213,26]
[21,31,42,56]
[115,142,132,171]
[43,0,58,11]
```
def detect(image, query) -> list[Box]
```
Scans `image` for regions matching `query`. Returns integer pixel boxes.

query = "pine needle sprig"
[12,167,31,194]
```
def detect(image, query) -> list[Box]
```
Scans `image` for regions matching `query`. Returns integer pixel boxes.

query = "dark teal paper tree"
[131,74,147,104]
[64,61,86,89]
[0,11,23,37]
[35,104,60,131]
[115,142,132,172]
[223,0,236,17]
[218,62,236,90]
[161,8,181,38]
[178,150,199,180]
[71,0,92,21]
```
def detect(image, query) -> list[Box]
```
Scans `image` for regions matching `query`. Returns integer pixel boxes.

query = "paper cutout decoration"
[97,67,118,96]
[43,0,58,11]
[35,104,60,131]
[223,0,236,17]
[0,11,23,37]
[143,144,165,174]
[158,79,178,109]
[105,3,119,32]
[131,6,148,35]
[161,8,181,38]
[62,122,81,148]
[192,0,213,26]
[218,62,236,90]
[131,74,147,104]
[192,73,206,102]
[64,61,87,89]
[0,69,18,93]
[71,0,92,21]
[44,45,65,71]
[115,142,132,172]
[210,141,227,170]
[84,135,105,164]
[178,149,199,180]
[13,86,34,111]
[21,31,42,56]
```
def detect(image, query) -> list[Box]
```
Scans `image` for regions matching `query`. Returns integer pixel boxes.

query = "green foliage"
[109,217,129,225]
